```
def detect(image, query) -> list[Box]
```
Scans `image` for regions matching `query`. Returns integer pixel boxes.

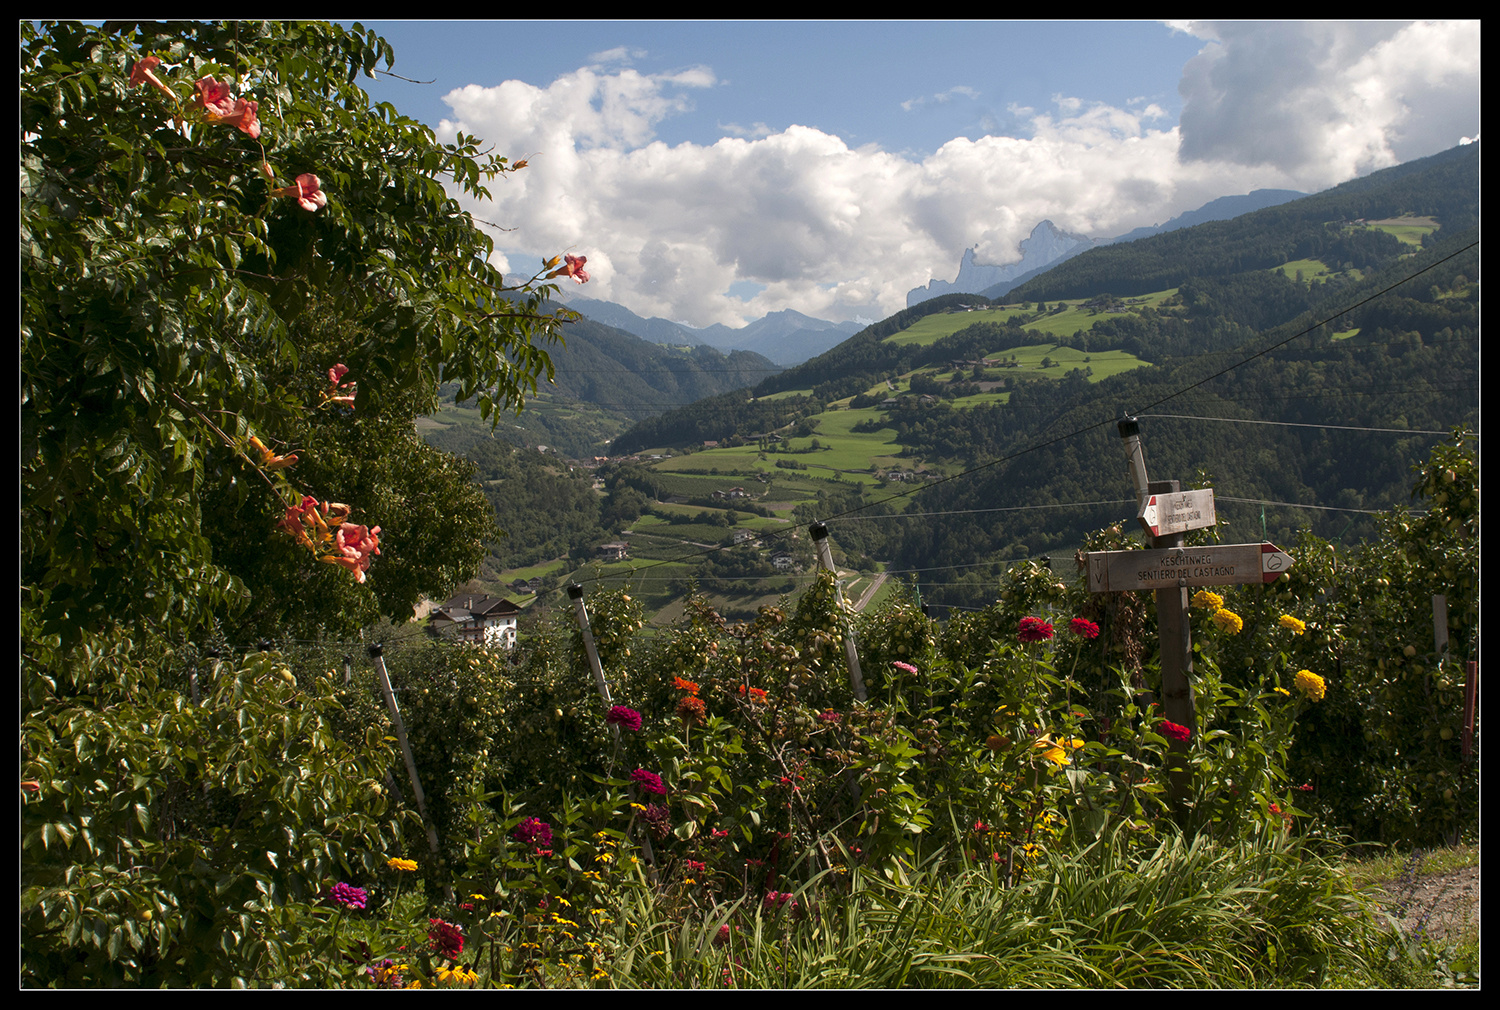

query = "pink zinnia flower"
[512,817,553,849]
[1017,616,1054,643]
[606,705,642,731]
[329,882,368,911]
[891,661,919,675]
[1159,720,1191,743]
[631,769,666,795]
[1068,617,1100,639]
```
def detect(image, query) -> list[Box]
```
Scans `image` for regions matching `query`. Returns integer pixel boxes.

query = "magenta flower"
[631,768,667,795]
[1018,616,1054,643]
[891,661,919,675]
[1068,617,1100,639]
[329,882,368,911]
[512,817,553,849]
[1159,720,1191,743]
[606,705,642,731]
[428,918,464,959]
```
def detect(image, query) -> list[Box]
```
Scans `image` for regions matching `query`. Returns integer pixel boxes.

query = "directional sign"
[1138,488,1217,538]
[1087,542,1294,592]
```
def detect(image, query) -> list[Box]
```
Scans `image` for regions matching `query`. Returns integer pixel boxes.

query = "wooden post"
[567,584,621,746]
[810,522,866,702]
[1118,419,1196,801]
[368,642,451,901]
[1462,660,1477,762]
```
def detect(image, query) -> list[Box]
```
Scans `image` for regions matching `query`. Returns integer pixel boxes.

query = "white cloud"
[1177,20,1479,185]
[438,23,1478,328]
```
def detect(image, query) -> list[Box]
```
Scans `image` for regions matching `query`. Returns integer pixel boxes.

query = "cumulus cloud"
[1177,20,1479,184]
[438,22,1477,328]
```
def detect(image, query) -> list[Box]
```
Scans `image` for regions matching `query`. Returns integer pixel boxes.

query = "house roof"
[429,593,520,624]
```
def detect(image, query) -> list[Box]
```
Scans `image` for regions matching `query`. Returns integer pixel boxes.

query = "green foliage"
[21,634,402,986]
[22,20,569,644]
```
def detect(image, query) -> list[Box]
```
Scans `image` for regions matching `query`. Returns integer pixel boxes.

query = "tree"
[22,20,574,645]
[21,20,581,986]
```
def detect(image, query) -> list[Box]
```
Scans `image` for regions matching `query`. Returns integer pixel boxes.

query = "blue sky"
[353,21,1479,328]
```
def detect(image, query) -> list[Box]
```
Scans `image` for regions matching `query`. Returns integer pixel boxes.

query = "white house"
[427,594,520,648]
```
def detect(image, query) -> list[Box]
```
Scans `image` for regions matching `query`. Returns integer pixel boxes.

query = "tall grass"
[574,825,1381,988]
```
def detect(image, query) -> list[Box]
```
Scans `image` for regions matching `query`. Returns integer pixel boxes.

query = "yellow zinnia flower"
[1191,590,1224,611]
[387,857,418,872]
[1212,608,1243,634]
[1294,669,1326,702]
[1278,614,1307,635]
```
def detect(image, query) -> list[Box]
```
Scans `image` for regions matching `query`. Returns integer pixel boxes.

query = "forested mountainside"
[603,144,1476,611]
[1005,143,1477,303]
[547,316,781,416]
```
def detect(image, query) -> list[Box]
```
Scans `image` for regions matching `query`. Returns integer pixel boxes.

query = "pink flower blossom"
[272,173,327,212]
[546,253,590,284]
[891,661,919,675]
[194,76,237,117]
[322,522,381,582]
[512,817,553,849]
[278,495,321,548]
[1068,617,1100,639]
[193,76,261,138]
[129,55,176,100]
[329,882,368,911]
[216,99,261,139]
[1017,616,1054,644]
[428,918,464,959]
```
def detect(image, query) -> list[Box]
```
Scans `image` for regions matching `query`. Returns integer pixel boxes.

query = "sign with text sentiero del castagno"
[1086,542,1294,593]
[1137,488,1216,538]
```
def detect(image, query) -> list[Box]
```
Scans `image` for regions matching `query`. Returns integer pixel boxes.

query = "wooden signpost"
[1089,417,1296,807]
[1087,541,1294,592]
[1138,488,1216,538]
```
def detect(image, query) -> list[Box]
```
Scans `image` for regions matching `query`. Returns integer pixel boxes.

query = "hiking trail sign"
[1138,488,1216,538]
[1086,542,1294,593]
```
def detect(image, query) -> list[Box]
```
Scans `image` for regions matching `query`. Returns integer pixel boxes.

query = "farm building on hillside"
[428,594,520,648]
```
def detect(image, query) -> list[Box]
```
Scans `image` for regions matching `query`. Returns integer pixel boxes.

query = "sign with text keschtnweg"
[1086,542,1294,592]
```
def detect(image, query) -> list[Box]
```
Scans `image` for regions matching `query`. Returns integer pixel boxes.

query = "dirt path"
[1364,864,1480,943]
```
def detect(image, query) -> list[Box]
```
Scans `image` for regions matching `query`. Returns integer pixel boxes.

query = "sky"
[356,20,1480,330]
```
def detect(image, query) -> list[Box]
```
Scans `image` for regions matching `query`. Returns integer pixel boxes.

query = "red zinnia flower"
[1159,720,1191,743]
[1018,616,1054,643]
[676,695,706,726]
[428,918,464,959]
[1068,617,1100,639]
